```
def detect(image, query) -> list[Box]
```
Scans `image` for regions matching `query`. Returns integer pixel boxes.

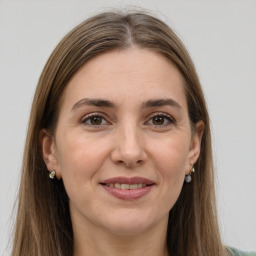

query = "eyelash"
[81,112,109,126]
[81,112,175,127]
[146,113,175,127]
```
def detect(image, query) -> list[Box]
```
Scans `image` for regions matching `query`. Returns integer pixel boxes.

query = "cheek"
[152,134,190,177]
[150,134,190,202]
[55,132,111,209]
[56,131,109,184]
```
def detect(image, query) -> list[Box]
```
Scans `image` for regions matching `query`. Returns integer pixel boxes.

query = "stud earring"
[49,170,56,179]
[185,166,195,183]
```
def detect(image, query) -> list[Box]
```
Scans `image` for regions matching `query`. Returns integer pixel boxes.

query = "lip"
[101,176,155,185]
[100,176,155,201]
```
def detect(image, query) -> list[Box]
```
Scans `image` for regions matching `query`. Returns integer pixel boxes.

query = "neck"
[72,215,169,256]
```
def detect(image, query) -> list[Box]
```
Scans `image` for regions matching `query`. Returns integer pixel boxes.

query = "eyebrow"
[71,98,115,111]
[142,99,182,110]
[71,98,182,111]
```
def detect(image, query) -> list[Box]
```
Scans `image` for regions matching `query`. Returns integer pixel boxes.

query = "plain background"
[0,0,255,255]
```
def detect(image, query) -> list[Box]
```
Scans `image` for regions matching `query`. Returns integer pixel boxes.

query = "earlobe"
[40,129,61,179]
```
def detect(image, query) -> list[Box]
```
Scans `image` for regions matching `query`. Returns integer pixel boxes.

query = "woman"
[11,10,255,256]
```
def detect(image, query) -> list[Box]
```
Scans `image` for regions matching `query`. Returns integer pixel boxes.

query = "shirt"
[228,247,256,256]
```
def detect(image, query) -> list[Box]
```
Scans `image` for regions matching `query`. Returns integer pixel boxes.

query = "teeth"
[114,183,121,189]
[137,183,142,188]
[106,183,149,190]
[129,184,138,190]
[121,184,129,190]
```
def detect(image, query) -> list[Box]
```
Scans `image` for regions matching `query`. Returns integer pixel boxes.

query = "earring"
[185,166,195,183]
[49,170,56,179]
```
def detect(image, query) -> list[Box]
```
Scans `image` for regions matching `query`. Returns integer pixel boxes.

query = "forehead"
[60,48,187,111]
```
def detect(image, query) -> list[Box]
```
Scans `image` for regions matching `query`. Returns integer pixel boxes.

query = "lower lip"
[101,185,154,200]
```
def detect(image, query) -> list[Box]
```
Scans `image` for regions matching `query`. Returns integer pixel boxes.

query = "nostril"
[110,144,147,168]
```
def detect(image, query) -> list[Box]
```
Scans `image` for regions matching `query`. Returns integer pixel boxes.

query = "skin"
[41,48,204,256]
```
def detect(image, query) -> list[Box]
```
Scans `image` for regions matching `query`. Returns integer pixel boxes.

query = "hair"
[11,10,230,256]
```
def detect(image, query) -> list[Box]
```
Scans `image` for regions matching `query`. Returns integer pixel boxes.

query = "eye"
[81,114,108,126]
[146,113,175,127]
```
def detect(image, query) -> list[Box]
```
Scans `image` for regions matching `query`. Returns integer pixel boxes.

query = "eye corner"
[145,112,176,128]
[80,112,110,127]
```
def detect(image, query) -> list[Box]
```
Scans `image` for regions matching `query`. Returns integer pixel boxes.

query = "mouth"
[100,176,155,200]
[102,183,149,190]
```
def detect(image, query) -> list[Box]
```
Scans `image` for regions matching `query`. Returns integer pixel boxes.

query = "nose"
[110,124,147,168]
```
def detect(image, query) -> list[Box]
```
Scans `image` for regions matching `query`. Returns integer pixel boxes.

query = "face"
[42,48,203,236]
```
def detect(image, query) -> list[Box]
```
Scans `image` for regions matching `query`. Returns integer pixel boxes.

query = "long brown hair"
[11,10,229,256]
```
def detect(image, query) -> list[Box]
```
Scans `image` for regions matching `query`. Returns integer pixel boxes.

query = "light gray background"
[0,0,255,255]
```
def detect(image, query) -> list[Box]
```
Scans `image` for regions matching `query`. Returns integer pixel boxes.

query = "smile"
[105,183,147,190]
[100,177,155,200]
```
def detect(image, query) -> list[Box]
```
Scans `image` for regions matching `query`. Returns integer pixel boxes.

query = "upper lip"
[100,176,155,185]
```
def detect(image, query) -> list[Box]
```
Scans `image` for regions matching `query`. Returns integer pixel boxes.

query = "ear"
[186,120,204,174]
[40,129,62,179]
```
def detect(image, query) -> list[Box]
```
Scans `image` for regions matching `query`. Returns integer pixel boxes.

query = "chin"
[103,221,151,236]
[98,210,166,236]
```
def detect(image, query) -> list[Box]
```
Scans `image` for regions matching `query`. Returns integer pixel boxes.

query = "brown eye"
[146,114,174,127]
[90,116,103,125]
[152,116,165,125]
[82,114,108,126]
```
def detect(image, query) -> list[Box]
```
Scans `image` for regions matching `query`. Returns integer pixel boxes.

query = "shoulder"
[228,247,256,256]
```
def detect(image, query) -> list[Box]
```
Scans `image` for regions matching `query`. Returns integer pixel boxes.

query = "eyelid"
[81,112,110,125]
[80,111,175,127]
[145,112,176,126]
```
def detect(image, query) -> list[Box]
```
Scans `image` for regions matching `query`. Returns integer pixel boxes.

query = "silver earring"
[49,170,56,179]
[185,166,195,183]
